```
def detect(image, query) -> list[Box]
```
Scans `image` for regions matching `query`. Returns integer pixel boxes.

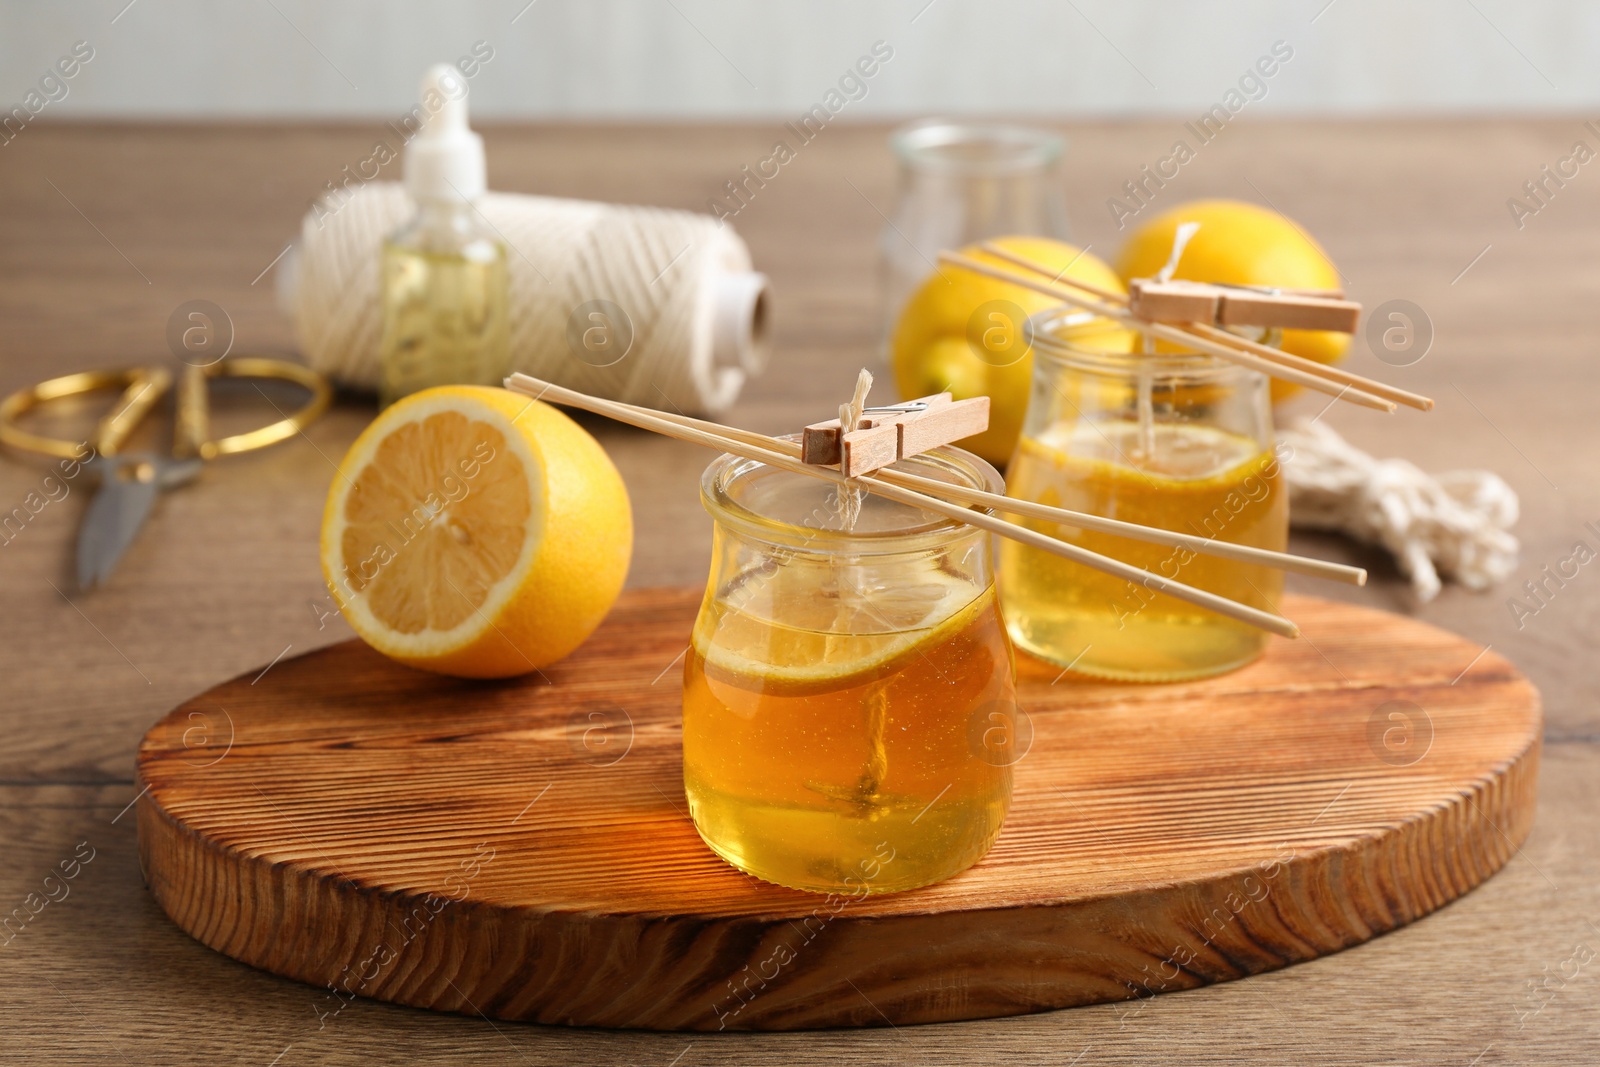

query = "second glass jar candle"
[999,314,1289,682]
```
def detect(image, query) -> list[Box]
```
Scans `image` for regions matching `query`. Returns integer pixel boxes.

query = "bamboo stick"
[883,467,1364,586]
[506,373,1302,638]
[941,251,1399,414]
[1185,321,1435,411]
[974,242,1127,304]
[610,398,1366,588]
[973,241,1435,412]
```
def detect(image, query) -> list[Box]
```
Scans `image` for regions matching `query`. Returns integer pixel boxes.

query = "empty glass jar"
[879,120,1070,356]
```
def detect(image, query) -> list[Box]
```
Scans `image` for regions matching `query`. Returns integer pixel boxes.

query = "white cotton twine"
[280,181,764,414]
[1278,420,1520,602]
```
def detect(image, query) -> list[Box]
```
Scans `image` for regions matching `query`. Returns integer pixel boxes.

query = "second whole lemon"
[889,236,1126,466]
[1116,199,1348,401]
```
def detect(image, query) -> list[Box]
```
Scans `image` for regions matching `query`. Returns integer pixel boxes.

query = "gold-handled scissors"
[0,357,331,590]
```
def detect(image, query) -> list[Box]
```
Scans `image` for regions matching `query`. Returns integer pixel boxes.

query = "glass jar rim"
[890,118,1063,176]
[700,440,1003,554]
[1027,308,1266,384]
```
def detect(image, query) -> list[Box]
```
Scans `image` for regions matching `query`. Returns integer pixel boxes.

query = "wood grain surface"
[3,117,1599,1064]
[135,589,1539,1031]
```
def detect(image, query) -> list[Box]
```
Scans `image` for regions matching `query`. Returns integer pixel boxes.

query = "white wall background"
[1,0,1595,119]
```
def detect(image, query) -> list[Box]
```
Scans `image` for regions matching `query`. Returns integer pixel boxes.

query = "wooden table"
[1,120,1595,1065]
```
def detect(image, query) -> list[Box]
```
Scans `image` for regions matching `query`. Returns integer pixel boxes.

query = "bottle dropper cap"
[404,64,486,202]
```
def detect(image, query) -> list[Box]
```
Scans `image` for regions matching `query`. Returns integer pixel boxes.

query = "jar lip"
[1027,308,1264,383]
[890,118,1063,175]
[700,440,1003,554]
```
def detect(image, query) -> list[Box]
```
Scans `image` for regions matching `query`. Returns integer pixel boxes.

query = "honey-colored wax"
[1000,420,1287,681]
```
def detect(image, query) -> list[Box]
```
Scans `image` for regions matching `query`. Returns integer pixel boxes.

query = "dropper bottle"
[378,64,510,407]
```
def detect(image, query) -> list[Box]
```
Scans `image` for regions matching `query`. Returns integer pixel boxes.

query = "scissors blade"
[75,456,204,590]
[76,470,161,591]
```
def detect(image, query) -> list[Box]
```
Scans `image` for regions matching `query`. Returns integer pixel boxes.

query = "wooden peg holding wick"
[1128,277,1361,333]
[801,393,947,464]
[801,390,990,477]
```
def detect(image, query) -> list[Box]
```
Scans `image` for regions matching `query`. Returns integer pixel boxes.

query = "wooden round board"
[137,588,1541,1031]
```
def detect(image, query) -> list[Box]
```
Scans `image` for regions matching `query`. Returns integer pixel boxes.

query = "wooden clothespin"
[1128,277,1360,333]
[801,392,990,478]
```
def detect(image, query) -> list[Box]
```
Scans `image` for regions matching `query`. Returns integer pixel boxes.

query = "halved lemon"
[320,385,632,678]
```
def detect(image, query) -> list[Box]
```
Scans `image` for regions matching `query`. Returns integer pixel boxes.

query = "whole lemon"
[1116,199,1348,401]
[890,236,1125,465]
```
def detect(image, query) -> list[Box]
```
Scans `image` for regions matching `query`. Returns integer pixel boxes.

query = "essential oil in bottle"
[379,64,510,408]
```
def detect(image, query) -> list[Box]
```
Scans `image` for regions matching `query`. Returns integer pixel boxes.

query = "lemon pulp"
[339,411,532,633]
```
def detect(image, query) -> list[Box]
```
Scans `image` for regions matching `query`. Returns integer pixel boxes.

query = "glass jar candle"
[683,444,1016,895]
[999,314,1289,682]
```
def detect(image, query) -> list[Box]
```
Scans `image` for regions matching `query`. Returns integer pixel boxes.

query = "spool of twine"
[278,182,769,414]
